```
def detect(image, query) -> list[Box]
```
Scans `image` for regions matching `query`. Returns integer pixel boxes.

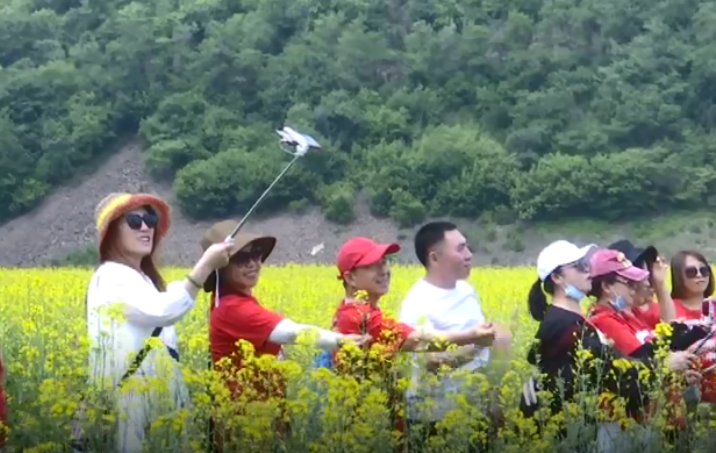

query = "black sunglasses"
[125,212,159,230]
[231,247,265,264]
[615,277,639,289]
[685,265,710,279]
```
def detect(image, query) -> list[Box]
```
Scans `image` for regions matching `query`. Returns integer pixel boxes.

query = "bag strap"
[119,327,163,385]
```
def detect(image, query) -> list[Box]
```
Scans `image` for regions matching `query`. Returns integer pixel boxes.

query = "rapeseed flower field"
[1,265,716,453]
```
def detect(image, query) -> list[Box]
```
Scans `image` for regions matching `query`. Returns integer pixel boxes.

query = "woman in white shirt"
[84,192,233,453]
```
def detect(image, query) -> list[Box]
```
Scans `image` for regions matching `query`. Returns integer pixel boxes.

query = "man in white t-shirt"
[399,221,511,450]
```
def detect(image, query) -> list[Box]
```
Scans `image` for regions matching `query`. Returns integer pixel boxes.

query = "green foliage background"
[2,0,716,226]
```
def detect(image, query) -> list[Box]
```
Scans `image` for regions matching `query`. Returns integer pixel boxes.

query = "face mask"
[610,295,628,312]
[564,284,586,301]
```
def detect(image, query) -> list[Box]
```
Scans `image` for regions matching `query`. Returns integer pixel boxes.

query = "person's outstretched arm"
[402,324,496,352]
[268,319,367,349]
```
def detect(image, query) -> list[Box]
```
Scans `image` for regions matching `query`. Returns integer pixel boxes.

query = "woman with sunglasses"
[199,220,369,450]
[661,251,716,408]
[84,192,234,453]
[521,241,669,451]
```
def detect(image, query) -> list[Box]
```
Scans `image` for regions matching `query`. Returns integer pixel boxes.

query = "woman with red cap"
[83,192,234,453]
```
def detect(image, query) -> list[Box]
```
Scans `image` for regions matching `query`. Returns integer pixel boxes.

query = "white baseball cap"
[537,240,597,282]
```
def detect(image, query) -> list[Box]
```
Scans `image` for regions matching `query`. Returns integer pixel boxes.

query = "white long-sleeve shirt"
[86,261,195,387]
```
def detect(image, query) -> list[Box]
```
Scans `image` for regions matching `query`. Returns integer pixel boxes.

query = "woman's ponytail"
[528,278,549,321]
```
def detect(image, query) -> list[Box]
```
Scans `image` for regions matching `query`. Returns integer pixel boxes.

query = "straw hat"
[200,219,276,292]
[94,192,171,254]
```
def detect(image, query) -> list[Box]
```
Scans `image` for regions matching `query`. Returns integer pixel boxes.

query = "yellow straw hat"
[94,192,171,255]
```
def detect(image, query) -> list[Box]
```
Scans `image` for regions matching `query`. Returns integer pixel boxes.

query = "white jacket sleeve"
[268,319,343,350]
[120,281,196,327]
[100,265,196,327]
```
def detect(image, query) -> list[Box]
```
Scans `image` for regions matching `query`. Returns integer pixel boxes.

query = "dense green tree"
[2,0,716,226]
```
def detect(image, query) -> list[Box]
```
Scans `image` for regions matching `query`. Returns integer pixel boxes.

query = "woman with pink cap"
[587,249,707,364]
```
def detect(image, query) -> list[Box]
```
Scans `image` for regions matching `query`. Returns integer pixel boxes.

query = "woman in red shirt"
[199,221,367,451]
[629,249,714,327]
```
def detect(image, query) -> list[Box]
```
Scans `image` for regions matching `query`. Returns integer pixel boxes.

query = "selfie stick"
[224,127,321,241]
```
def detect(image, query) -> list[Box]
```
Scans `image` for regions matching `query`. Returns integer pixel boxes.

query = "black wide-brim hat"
[607,239,658,267]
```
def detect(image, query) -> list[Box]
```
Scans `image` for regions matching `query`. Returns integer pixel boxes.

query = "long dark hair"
[528,277,556,321]
[100,213,166,292]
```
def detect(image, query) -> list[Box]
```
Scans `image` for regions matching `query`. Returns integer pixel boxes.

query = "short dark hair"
[414,221,458,268]
[671,250,714,299]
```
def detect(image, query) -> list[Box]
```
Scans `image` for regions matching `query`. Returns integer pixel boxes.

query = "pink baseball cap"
[336,237,401,279]
[590,248,649,282]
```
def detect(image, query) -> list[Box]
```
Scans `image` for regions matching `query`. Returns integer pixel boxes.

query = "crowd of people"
[1,191,716,453]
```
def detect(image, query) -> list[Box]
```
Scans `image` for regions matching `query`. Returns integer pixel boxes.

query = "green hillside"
[2,0,716,228]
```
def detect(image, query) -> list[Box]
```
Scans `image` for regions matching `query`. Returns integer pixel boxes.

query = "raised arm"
[650,257,676,323]
[109,242,233,327]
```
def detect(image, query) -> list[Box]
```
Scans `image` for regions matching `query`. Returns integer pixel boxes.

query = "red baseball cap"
[590,248,649,282]
[336,237,401,279]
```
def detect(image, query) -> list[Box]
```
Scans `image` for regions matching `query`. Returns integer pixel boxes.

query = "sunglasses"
[125,212,159,230]
[563,258,590,274]
[231,248,265,265]
[615,278,639,289]
[685,265,710,279]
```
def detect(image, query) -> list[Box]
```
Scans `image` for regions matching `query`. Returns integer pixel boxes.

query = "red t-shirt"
[332,300,415,438]
[588,303,655,356]
[209,292,286,401]
[332,300,415,358]
[0,351,6,446]
[633,299,703,328]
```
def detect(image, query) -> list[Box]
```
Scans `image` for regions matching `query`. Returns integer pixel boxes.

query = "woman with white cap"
[83,192,234,453]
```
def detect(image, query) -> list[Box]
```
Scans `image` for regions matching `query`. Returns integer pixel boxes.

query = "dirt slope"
[0,140,415,267]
